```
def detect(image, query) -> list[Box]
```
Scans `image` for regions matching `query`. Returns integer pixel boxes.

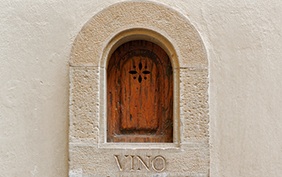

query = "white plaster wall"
[1,0,281,176]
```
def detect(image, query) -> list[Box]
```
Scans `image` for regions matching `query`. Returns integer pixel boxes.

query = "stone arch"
[69,1,209,175]
[69,1,207,68]
[69,1,208,148]
[98,27,182,146]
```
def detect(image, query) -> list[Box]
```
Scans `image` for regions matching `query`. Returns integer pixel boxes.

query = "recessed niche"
[107,40,173,143]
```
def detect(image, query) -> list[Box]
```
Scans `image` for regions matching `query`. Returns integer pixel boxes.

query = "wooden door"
[107,40,173,142]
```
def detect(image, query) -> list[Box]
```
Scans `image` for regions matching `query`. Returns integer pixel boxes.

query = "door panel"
[107,40,173,142]
[121,56,159,132]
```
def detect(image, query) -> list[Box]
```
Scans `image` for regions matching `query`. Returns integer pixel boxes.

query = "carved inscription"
[114,155,166,172]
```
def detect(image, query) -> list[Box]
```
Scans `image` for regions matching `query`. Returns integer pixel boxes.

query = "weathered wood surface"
[107,40,173,142]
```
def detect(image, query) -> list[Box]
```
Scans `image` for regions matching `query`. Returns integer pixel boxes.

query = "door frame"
[99,28,180,149]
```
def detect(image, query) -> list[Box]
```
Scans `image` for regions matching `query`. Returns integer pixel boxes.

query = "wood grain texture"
[107,40,173,142]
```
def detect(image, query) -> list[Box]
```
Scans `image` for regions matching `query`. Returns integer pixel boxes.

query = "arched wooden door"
[107,40,173,142]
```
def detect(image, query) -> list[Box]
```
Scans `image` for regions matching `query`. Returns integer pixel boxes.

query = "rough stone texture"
[69,145,209,176]
[180,68,209,142]
[70,1,207,68]
[70,67,99,143]
[69,2,209,176]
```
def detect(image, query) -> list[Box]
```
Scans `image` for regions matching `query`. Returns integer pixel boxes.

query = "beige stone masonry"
[69,1,209,176]
[69,67,100,143]
[180,68,209,142]
[69,1,207,68]
[69,145,209,176]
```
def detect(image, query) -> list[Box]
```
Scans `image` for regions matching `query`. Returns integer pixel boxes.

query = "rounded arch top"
[100,28,179,70]
[70,1,208,68]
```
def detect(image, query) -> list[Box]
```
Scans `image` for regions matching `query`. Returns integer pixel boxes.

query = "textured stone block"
[70,1,207,68]
[180,68,209,141]
[69,145,209,177]
[69,67,99,143]
[69,2,209,176]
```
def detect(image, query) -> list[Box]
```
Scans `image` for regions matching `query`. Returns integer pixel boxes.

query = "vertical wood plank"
[107,40,173,142]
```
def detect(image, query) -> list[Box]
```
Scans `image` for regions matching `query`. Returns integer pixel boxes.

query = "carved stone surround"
[69,1,209,176]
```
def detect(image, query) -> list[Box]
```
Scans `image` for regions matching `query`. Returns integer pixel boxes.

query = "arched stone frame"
[69,1,209,175]
[100,29,179,147]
